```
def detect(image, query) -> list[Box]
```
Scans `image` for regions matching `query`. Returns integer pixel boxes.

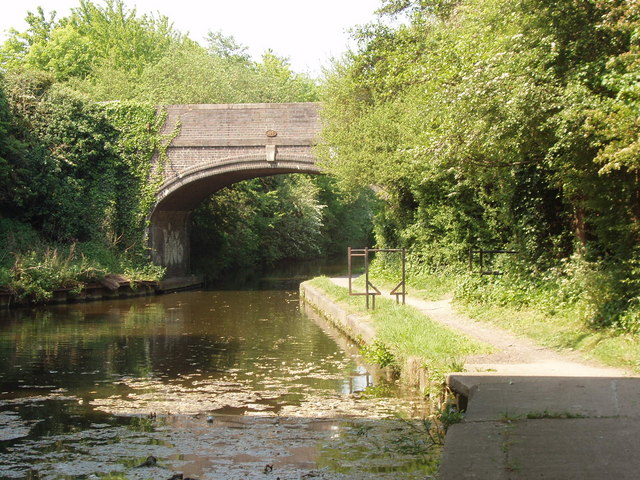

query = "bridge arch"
[148,103,322,276]
[154,153,320,211]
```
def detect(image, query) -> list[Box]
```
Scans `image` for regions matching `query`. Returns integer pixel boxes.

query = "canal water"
[0,263,438,479]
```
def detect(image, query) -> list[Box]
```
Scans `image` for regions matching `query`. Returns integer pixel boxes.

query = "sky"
[0,0,383,76]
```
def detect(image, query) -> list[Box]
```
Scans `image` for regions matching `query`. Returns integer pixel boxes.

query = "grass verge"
[455,300,640,374]
[376,263,640,374]
[311,269,640,375]
[306,276,492,383]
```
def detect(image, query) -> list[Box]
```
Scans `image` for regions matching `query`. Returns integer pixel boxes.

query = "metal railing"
[347,247,406,309]
[468,248,517,275]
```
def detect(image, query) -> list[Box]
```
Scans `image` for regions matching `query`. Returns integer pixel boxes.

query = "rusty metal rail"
[347,247,406,309]
[468,248,517,275]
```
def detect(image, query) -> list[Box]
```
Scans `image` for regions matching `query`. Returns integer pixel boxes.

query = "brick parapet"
[157,103,321,183]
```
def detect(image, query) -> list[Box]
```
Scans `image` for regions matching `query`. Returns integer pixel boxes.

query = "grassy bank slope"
[305,276,492,386]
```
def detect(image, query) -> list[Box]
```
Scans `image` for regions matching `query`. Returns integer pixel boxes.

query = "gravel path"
[330,276,633,377]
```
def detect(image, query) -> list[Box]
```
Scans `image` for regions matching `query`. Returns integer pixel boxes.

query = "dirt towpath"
[330,276,640,479]
[330,276,629,377]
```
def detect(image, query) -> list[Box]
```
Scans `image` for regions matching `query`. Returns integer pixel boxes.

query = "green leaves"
[71,0,182,75]
[0,1,320,104]
[0,0,185,87]
[319,0,640,329]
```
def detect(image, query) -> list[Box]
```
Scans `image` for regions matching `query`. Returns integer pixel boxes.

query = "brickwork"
[161,102,320,144]
[157,103,321,185]
[150,102,323,276]
[161,145,313,183]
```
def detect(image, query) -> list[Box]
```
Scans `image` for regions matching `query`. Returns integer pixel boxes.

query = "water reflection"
[0,262,436,479]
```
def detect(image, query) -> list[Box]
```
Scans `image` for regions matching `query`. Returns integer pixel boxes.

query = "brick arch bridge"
[149,102,322,277]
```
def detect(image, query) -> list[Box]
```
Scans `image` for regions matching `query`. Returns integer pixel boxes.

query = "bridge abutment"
[148,102,321,277]
[150,210,192,277]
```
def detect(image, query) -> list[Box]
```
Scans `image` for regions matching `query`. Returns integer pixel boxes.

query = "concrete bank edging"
[0,275,203,308]
[438,374,640,479]
[300,280,432,391]
[299,281,376,346]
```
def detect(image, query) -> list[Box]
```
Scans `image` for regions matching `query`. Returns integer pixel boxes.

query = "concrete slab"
[508,418,640,479]
[448,375,640,421]
[440,418,640,479]
[439,422,509,480]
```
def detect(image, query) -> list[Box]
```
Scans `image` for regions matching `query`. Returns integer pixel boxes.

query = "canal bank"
[302,276,640,479]
[299,277,490,393]
[0,274,204,308]
[0,264,442,479]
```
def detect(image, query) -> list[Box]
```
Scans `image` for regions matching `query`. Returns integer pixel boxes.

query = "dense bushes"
[0,71,167,300]
[0,70,163,243]
[319,0,640,332]
[0,0,376,300]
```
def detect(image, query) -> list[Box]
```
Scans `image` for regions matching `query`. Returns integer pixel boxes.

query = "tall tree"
[319,0,639,274]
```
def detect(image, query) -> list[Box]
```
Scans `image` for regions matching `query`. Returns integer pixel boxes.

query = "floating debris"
[0,286,436,479]
[134,455,158,468]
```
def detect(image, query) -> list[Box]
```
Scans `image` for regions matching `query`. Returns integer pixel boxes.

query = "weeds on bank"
[500,409,587,422]
[306,276,490,383]
[361,339,398,369]
[524,410,587,420]
[367,253,640,374]
[387,400,465,467]
[2,237,164,303]
[9,245,105,301]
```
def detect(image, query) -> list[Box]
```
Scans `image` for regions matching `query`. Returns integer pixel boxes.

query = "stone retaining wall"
[299,281,376,345]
